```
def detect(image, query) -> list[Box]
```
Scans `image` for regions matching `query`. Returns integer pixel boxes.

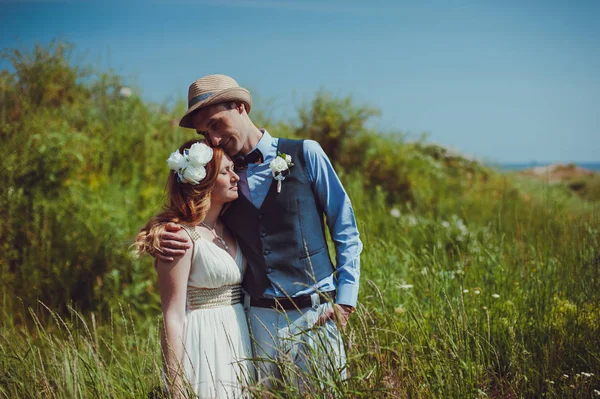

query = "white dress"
[179,225,253,398]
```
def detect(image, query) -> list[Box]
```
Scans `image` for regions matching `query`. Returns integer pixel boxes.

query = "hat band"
[188,91,216,108]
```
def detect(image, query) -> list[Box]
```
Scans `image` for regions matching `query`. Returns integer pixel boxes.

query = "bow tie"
[233,149,263,169]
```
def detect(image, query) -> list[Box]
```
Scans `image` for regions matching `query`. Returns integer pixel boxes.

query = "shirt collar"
[252,129,275,160]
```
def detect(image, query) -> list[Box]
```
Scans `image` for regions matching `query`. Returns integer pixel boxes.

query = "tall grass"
[0,301,164,398]
[1,42,599,397]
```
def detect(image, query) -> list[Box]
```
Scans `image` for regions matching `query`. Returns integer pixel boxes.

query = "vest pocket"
[299,245,327,260]
[298,246,334,284]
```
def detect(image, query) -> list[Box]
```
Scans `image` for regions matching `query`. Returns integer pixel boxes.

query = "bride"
[135,139,252,398]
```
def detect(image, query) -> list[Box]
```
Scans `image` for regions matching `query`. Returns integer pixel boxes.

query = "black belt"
[249,290,336,310]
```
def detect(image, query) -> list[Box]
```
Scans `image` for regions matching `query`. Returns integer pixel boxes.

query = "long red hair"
[135,139,224,255]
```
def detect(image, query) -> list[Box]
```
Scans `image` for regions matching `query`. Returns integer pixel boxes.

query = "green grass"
[1,42,599,398]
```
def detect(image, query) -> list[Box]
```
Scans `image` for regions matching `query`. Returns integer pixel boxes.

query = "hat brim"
[179,87,252,129]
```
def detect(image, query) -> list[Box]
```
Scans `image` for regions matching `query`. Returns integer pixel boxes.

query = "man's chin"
[225,141,244,157]
[224,145,239,157]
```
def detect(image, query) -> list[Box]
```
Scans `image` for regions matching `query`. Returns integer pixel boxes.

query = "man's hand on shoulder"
[315,303,355,329]
[155,222,191,262]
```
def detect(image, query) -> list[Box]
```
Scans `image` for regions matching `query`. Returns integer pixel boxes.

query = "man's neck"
[240,125,264,155]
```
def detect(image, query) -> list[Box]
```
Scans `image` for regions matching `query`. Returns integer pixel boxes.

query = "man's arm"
[145,222,191,262]
[303,140,362,326]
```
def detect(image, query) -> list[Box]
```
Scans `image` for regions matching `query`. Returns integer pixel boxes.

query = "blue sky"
[1,0,599,163]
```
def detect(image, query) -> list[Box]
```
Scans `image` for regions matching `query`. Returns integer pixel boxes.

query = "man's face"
[192,103,248,157]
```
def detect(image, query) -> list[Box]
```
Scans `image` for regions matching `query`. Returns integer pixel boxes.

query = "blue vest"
[221,139,335,298]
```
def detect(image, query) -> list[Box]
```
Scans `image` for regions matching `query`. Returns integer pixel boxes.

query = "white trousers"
[245,294,347,392]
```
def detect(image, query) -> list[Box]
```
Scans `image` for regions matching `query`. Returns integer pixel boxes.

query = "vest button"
[266,267,274,274]
[263,249,271,255]
[258,214,264,220]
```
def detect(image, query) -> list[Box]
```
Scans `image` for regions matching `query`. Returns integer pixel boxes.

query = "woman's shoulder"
[178,224,201,242]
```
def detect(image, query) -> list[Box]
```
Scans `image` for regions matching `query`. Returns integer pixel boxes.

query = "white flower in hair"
[166,142,213,185]
[187,142,213,166]
[167,151,187,171]
[181,164,207,184]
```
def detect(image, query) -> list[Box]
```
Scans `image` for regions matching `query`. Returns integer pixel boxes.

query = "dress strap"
[180,224,202,241]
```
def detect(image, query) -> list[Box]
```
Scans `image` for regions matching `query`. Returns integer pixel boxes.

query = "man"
[155,74,362,389]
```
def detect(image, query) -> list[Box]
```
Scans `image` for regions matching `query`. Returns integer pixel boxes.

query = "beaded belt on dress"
[187,284,242,310]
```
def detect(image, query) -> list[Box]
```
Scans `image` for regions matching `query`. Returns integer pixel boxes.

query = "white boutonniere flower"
[269,152,294,193]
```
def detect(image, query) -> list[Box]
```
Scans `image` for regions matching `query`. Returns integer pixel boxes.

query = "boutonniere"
[269,152,294,193]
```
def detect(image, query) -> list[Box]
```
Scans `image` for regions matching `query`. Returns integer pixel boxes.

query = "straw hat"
[179,74,252,128]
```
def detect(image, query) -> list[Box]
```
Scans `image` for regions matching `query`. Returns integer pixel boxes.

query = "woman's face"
[211,155,240,204]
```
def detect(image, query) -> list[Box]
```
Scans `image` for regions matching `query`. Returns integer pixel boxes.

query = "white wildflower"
[457,219,468,235]
[399,283,414,290]
[119,86,133,97]
[474,289,481,295]
[441,221,450,228]
[390,208,401,218]
[406,215,418,226]
[463,289,469,293]
[492,294,500,299]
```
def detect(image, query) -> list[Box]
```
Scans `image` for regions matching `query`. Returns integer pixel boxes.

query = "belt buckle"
[311,292,320,310]
[242,293,251,311]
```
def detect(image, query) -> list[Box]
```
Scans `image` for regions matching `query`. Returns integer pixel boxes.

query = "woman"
[135,139,252,398]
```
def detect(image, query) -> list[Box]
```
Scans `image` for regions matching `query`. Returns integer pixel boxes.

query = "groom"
[156,74,362,388]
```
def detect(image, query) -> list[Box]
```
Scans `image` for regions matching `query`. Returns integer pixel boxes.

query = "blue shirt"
[237,130,362,307]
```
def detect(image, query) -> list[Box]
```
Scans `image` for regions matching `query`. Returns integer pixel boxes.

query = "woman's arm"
[156,229,192,398]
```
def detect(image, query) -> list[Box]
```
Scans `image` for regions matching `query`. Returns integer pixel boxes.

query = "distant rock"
[518,163,596,182]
